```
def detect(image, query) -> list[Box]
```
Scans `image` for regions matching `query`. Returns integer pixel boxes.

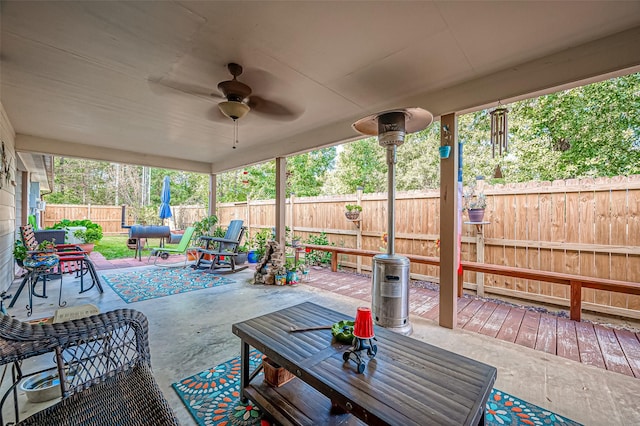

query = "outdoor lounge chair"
[147,226,196,266]
[193,219,248,274]
[0,309,179,425]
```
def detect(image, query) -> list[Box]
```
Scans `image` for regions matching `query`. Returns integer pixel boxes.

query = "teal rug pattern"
[173,353,582,426]
[102,268,235,303]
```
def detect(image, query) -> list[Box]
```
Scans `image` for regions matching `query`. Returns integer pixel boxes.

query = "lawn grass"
[95,234,181,260]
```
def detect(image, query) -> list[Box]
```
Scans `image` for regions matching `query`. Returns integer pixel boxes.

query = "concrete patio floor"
[4,259,640,425]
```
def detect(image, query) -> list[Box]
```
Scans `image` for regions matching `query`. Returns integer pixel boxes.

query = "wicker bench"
[0,309,179,425]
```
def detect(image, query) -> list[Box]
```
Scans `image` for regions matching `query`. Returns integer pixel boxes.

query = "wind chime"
[490,105,508,178]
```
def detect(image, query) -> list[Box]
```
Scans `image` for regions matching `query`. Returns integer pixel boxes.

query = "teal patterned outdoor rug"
[102,268,235,303]
[173,353,582,426]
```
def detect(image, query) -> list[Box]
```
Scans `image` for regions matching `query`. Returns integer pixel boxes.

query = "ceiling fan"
[150,63,301,122]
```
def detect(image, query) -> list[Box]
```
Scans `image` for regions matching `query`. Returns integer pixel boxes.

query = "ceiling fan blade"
[147,77,224,102]
[247,96,303,121]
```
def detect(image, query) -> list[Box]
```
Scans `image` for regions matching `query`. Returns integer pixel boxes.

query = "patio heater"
[353,108,433,335]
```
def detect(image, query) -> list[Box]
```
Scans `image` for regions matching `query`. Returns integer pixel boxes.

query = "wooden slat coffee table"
[232,302,496,426]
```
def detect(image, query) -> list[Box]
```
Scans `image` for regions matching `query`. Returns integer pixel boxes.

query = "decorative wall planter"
[439,145,451,159]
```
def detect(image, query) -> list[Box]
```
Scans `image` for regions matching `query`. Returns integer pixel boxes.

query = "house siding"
[0,102,17,292]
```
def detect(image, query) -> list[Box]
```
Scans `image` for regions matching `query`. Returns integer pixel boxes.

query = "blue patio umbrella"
[159,176,172,224]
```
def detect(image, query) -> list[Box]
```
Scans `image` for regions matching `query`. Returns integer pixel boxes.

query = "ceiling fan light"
[218,101,250,120]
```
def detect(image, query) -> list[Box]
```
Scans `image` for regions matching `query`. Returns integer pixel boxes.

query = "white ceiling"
[2,1,640,174]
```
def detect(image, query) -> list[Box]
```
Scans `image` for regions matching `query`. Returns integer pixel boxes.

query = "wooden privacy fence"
[43,204,206,233]
[45,175,640,319]
[217,175,640,320]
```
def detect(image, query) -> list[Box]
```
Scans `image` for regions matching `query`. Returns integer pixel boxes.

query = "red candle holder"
[353,307,375,339]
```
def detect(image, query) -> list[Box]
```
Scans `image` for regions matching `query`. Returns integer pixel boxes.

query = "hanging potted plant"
[344,204,362,220]
[463,184,487,223]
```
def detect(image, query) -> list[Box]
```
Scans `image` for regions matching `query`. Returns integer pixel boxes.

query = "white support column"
[209,174,217,217]
[439,113,459,329]
[275,157,286,249]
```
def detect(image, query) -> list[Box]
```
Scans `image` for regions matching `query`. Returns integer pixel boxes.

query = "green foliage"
[252,228,272,260]
[13,240,27,261]
[304,232,334,265]
[212,226,226,238]
[345,204,362,212]
[49,219,103,243]
[216,147,337,203]
[322,138,386,194]
[193,215,219,239]
[37,239,56,251]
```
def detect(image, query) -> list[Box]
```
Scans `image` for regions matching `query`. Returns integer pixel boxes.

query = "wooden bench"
[303,244,640,321]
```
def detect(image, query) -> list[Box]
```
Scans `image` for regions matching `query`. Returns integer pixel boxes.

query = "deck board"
[556,318,580,362]
[306,269,640,378]
[478,304,511,338]
[593,325,633,376]
[514,311,541,349]
[575,322,606,369]
[613,329,640,378]
[495,308,526,343]
[534,314,557,354]
[457,299,485,327]
[463,302,498,333]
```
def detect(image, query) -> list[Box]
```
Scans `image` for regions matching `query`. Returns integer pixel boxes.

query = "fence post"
[356,187,363,274]
[475,224,486,297]
[289,193,295,237]
[246,197,252,240]
[570,280,582,321]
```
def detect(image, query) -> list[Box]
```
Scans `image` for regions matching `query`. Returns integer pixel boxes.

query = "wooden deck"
[306,268,640,379]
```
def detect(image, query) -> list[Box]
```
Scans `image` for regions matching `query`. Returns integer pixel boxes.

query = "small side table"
[22,253,60,317]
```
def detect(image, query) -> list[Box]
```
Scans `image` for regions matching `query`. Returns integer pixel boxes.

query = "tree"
[322,138,386,194]
[216,147,337,202]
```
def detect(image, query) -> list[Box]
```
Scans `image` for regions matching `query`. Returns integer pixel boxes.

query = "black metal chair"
[0,309,179,425]
[193,219,248,273]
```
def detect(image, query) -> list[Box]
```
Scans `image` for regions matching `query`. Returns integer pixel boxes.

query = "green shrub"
[49,219,103,243]
[304,232,334,265]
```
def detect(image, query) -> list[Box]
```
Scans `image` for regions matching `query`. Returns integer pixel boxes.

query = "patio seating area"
[3,255,640,425]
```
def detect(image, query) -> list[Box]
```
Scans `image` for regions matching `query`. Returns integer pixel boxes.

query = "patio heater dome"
[353,107,433,336]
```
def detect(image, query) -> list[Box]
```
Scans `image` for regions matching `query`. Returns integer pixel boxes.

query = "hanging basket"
[345,211,360,221]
